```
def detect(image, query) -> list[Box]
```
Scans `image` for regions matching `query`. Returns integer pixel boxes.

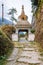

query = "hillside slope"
[35,4,43,48]
[0,28,14,56]
[0,18,12,25]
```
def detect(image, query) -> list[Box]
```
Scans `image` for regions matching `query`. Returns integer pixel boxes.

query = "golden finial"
[22,5,24,14]
[22,5,24,10]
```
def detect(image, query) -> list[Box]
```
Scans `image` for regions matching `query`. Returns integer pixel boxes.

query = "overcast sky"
[0,0,32,23]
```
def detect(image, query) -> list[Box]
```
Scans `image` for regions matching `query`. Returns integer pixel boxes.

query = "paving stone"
[7,48,19,62]
[20,52,31,57]
[17,57,41,64]
[21,51,33,54]
[19,56,29,59]
[17,57,29,63]
[6,43,43,65]
[23,48,34,51]
[6,61,15,65]
[7,58,15,61]
[40,62,43,65]
[31,52,40,58]
[21,51,39,57]
[39,56,43,61]
[16,62,28,65]
[28,60,41,65]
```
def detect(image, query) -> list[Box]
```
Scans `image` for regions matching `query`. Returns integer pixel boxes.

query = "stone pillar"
[16,29,18,41]
[28,29,29,41]
[12,29,18,41]
[28,28,31,41]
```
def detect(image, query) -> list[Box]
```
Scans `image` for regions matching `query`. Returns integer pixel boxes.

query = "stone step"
[17,57,41,65]
[19,56,31,59]
[21,51,33,54]
[23,48,34,51]
[38,56,43,60]
[31,52,40,58]
[24,45,33,48]
[21,51,39,56]
[6,48,19,61]
[7,58,15,61]
[20,52,32,57]
[16,62,28,65]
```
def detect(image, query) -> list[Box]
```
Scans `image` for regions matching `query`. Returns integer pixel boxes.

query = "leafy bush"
[1,25,16,39]
[0,30,14,56]
[31,29,35,33]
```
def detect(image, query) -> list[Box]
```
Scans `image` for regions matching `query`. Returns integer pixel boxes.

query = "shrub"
[31,29,35,33]
[1,25,16,39]
[0,30,14,56]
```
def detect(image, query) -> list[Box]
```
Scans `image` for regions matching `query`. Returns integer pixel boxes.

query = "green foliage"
[19,34,25,37]
[1,25,16,39]
[0,29,14,56]
[31,0,38,6]
[0,55,7,65]
[8,7,17,22]
[0,29,14,65]
[31,0,41,14]
[31,29,35,33]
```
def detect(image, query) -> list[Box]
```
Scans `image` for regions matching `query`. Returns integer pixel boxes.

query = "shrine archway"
[18,29,28,41]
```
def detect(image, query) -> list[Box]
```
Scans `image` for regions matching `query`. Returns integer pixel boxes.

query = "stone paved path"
[6,48,19,65]
[19,38,28,43]
[6,42,43,65]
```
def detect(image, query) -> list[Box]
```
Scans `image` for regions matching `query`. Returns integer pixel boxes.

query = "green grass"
[0,55,7,65]
[0,48,13,65]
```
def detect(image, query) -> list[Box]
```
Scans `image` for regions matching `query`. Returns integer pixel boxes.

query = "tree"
[31,0,39,13]
[8,7,17,32]
[31,0,38,6]
[8,7,17,22]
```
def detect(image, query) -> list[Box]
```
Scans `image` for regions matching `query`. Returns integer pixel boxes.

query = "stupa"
[13,5,31,41]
